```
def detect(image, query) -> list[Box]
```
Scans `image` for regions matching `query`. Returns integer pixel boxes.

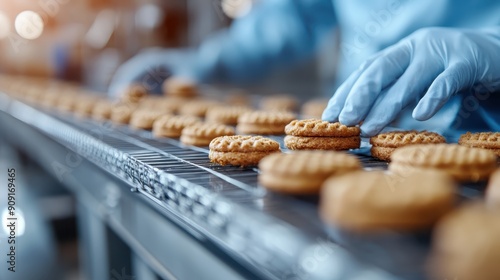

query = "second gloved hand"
[322,27,500,136]
[108,48,197,99]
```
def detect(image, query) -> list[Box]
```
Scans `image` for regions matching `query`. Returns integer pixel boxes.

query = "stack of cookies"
[370,130,446,161]
[284,119,360,150]
[209,135,280,167]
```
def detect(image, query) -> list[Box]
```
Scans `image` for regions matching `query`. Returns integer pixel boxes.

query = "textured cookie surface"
[209,135,280,152]
[459,132,500,155]
[370,130,446,148]
[209,135,280,166]
[430,203,500,280]
[285,119,360,137]
[321,170,455,231]
[284,135,360,150]
[389,144,497,182]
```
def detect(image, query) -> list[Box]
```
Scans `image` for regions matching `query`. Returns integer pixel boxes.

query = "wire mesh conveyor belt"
[0,92,488,280]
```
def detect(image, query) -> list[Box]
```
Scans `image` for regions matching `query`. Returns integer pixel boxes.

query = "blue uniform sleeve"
[193,0,337,82]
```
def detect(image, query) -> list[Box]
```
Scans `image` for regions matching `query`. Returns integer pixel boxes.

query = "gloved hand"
[322,27,500,136]
[108,48,197,99]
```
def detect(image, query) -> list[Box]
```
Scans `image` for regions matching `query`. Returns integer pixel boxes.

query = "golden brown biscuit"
[162,77,198,98]
[178,100,222,118]
[389,144,497,182]
[429,203,500,280]
[237,111,296,135]
[284,119,361,150]
[92,100,113,121]
[259,151,361,194]
[260,95,298,112]
[75,96,100,117]
[320,170,455,231]
[56,94,78,112]
[205,106,252,125]
[301,99,328,119]
[153,115,201,138]
[209,135,280,167]
[181,123,235,146]
[285,119,360,137]
[110,104,138,124]
[129,110,168,130]
[120,83,148,104]
[459,132,500,156]
[284,136,361,150]
[486,168,500,207]
[370,130,446,161]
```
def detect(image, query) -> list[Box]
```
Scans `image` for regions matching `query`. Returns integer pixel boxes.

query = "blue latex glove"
[322,27,500,136]
[108,48,197,99]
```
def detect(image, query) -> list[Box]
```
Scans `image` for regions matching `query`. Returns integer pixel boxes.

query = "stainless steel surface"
[0,92,487,280]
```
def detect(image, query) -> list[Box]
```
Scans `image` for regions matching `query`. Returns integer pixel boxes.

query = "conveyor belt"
[0,92,488,280]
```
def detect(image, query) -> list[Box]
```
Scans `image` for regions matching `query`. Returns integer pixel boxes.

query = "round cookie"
[370,130,446,161]
[129,110,168,130]
[120,83,148,104]
[178,100,222,118]
[209,135,280,167]
[389,144,497,182]
[320,170,455,231]
[284,119,360,150]
[259,151,361,194]
[75,95,100,117]
[153,115,201,138]
[162,77,198,98]
[301,99,328,119]
[237,111,296,135]
[92,100,113,121]
[459,132,500,156]
[260,95,298,112]
[110,104,137,124]
[56,94,78,112]
[205,106,252,125]
[429,203,500,280]
[181,123,235,146]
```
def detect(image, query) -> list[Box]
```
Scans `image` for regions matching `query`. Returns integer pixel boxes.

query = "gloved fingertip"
[338,112,360,127]
[321,108,338,122]
[412,106,433,121]
[359,123,381,137]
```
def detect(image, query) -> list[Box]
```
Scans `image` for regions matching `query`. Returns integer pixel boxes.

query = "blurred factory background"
[0,0,336,97]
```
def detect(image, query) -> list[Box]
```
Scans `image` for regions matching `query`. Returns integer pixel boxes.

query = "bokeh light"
[15,10,44,40]
[0,11,10,39]
[222,0,253,19]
